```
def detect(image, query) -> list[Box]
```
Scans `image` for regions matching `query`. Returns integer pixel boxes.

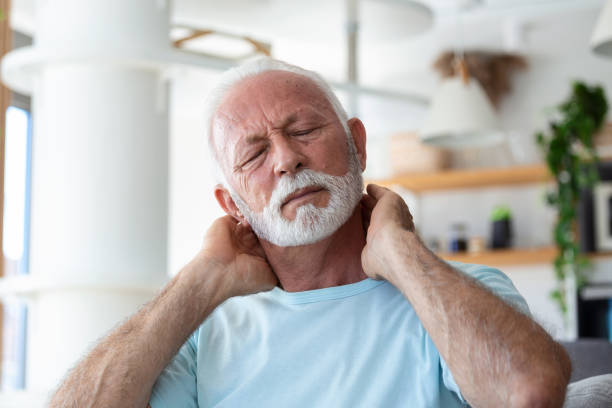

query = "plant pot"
[491,218,513,249]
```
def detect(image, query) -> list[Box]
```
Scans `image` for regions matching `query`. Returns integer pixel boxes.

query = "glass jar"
[449,223,468,253]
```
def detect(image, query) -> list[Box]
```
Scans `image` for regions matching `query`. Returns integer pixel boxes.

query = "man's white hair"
[203,57,351,186]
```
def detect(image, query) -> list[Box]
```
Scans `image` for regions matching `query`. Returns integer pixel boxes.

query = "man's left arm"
[361,184,571,408]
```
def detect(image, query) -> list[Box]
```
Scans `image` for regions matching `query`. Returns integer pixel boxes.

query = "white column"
[1,0,183,401]
[27,63,169,392]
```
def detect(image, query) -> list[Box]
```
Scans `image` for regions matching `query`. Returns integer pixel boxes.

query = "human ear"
[214,185,246,223]
[347,118,367,171]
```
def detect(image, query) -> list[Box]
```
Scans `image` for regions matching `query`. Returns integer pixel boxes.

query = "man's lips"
[282,186,324,207]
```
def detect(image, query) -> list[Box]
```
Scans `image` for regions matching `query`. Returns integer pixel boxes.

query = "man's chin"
[264,233,333,248]
[247,189,360,247]
[281,202,328,222]
[254,219,339,248]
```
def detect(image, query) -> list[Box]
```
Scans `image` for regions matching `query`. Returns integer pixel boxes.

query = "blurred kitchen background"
[1,0,612,405]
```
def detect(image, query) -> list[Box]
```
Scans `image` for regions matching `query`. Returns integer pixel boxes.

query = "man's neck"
[261,206,368,292]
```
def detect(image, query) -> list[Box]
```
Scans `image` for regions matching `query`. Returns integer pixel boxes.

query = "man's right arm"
[49,216,277,408]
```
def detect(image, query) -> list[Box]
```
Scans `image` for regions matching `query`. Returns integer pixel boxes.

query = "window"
[1,104,32,390]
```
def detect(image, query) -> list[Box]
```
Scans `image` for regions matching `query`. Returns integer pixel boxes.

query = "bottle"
[449,223,468,253]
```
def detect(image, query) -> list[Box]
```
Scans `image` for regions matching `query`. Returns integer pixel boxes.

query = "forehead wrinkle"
[212,100,263,163]
[218,72,336,128]
[211,71,342,179]
[241,71,337,122]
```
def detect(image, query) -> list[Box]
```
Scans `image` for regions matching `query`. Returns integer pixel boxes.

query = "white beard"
[230,146,364,247]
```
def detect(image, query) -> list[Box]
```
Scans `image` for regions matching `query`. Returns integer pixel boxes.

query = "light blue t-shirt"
[150,262,529,407]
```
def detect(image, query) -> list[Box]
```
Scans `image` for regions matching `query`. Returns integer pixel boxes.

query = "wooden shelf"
[440,246,558,267]
[368,164,611,267]
[370,164,551,192]
[585,251,612,261]
[440,247,612,267]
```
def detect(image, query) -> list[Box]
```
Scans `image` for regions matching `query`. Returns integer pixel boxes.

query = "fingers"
[360,200,372,234]
[235,219,257,242]
[360,188,381,236]
[218,214,238,226]
[232,218,268,258]
[366,183,389,200]
[361,193,377,210]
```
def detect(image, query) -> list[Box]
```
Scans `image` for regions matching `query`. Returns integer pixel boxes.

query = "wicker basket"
[389,131,450,175]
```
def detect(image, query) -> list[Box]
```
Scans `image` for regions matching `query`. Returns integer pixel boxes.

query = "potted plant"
[536,81,608,316]
[490,205,513,249]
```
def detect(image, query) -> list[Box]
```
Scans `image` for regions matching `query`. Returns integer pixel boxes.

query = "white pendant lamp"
[591,0,612,57]
[420,60,503,149]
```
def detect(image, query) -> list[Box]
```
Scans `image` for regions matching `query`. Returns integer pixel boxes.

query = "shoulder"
[447,260,513,284]
[446,260,531,315]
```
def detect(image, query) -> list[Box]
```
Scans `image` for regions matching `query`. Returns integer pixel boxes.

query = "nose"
[272,135,305,176]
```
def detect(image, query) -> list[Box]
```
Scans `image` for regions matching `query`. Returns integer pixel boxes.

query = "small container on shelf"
[448,223,468,253]
[468,236,486,254]
[490,205,513,249]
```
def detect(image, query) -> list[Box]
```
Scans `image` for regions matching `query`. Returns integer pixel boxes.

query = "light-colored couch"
[562,339,612,408]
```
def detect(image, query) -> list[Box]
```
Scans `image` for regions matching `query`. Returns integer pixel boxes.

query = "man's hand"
[199,216,278,297]
[50,216,277,408]
[360,183,415,280]
[359,184,570,407]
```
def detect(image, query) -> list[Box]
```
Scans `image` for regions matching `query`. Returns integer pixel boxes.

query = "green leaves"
[560,82,609,130]
[536,81,608,317]
[490,205,512,222]
[550,289,568,315]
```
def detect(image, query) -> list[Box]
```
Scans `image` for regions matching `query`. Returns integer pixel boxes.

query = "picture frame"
[594,182,612,251]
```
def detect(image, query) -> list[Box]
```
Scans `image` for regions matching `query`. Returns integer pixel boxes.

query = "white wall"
[168,67,225,275]
[504,264,567,339]
[495,51,612,166]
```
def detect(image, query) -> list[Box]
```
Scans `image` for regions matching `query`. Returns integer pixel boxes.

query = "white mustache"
[268,169,334,211]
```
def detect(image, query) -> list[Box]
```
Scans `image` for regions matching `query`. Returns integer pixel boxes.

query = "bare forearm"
[49,256,231,408]
[385,229,570,407]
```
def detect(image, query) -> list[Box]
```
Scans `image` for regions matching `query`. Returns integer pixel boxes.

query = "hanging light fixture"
[591,0,612,57]
[420,58,503,149]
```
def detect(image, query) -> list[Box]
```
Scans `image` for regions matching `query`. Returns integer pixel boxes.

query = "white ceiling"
[8,0,608,98]
[172,0,433,44]
[170,0,604,90]
[170,0,604,46]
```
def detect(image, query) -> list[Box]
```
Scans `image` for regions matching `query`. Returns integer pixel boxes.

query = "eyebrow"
[243,134,268,145]
[281,113,299,128]
[240,113,301,146]
[237,109,327,153]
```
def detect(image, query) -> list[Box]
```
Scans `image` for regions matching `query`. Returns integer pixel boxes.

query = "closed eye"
[246,148,266,163]
[292,128,316,136]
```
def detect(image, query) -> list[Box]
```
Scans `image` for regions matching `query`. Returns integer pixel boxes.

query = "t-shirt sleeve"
[449,261,531,316]
[440,356,468,405]
[149,330,199,408]
[439,261,531,404]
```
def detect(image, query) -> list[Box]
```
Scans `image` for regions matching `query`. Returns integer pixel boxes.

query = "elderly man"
[50,58,570,408]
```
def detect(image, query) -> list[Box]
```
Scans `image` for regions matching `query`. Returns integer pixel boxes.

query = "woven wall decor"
[433,51,527,109]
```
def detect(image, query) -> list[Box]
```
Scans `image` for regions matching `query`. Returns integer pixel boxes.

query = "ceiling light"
[420,61,503,149]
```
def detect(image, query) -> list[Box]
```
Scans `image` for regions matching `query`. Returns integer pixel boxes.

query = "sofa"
[561,339,612,407]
